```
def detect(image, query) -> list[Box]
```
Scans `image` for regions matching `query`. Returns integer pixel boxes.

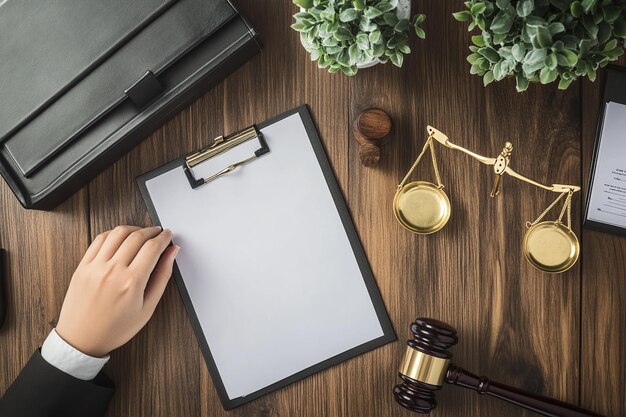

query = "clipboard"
[137,105,395,409]
[584,65,626,235]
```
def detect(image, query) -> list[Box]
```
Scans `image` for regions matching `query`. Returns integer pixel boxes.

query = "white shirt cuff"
[41,329,110,381]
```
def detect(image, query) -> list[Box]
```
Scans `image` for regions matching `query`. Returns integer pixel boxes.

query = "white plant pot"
[300,0,412,70]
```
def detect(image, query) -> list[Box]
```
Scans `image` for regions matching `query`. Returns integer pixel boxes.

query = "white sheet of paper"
[587,101,626,228]
[145,112,384,398]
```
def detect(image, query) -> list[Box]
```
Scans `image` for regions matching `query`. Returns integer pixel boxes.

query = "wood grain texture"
[0,2,624,417]
[580,56,626,417]
[0,187,88,397]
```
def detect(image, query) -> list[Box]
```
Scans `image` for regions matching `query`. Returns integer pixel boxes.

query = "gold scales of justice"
[393,126,580,274]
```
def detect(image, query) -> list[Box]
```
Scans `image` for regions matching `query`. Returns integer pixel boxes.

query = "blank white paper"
[587,101,626,228]
[145,112,384,398]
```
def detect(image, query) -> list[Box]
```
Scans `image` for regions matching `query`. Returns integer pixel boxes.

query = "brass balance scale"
[394,126,580,274]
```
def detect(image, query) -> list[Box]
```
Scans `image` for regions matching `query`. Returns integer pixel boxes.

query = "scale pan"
[523,221,579,273]
[393,181,451,234]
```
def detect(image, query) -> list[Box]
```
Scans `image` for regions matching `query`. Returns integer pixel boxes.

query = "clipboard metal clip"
[183,125,269,189]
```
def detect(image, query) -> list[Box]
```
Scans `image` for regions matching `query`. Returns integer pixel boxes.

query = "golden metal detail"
[183,125,268,188]
[395,126,581,273]
[399,347,449,387]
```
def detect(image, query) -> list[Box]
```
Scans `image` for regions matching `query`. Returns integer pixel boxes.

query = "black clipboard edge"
[136,104,396,410]
[583,65,626,236]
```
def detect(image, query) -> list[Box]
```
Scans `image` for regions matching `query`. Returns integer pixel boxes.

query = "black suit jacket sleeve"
[0,349,114,417]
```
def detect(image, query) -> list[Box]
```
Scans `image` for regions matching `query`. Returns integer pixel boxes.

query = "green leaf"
[539,66,558,83]
[384,12,399,26]
[512,43,525,61]
[412,14,426,25]
[544,53,558,70]
[364,6,383,19]
[548,22,565,35]
[597,21,611,44]
[582,14,599,39]
[359,17,377,32]
[603,6,622,23]
[334,27,353,41]
[581,0,597,13]
[522,48,547,74]
[479,46,501,62]
[516,0,534,17]
[516,73,530,91]
[398,43,411,54]
[414,25,426,39]
[483,70,495,85]
[471,2,487,14]
[453,11,471,21]
[471,35,485,47]
[377,2,395,13]
[341,66,358,76]
[292,0,314,9]
[535,26,553,48]
[490,12,514,34]
[389,51,404,67]
[570,1,583,18]
[559,49,578,66]
[395,19,409,33]
[291,22,309,32]
[498,46,513,60]
[348,43,362,65]
[320,6,335,20]
[492,61,504,80]
[558,77,574,89]
[356,33,370,50]
[369,29,382,44]
[467,53,481,64]
[614,18,626,38]
[339,8,358,22]
[372,42,385,57]
[470,62,483,74]
[496,0,511,10]
[354,0,366,12]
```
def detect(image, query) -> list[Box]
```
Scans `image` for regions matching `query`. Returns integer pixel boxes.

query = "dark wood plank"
[87,88,226,416]
[580,56,626,416]
[0,188,89,395]
[349,1,581,416]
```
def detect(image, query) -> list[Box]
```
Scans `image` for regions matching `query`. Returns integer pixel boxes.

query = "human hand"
[56,226,179,357]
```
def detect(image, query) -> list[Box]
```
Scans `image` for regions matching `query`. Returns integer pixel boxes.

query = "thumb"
[143,245,180,312]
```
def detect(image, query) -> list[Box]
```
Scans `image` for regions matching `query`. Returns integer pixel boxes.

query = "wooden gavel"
[393,318,602,417]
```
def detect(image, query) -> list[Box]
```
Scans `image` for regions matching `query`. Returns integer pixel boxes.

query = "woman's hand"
[56,226,180,357]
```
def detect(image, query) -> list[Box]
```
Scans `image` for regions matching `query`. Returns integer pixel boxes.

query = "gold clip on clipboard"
[183,125,269,189]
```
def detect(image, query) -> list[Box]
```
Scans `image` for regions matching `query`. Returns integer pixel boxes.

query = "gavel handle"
[445,365,603,417]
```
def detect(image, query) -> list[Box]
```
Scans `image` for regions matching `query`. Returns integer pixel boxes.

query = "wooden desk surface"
[1,1,625,416]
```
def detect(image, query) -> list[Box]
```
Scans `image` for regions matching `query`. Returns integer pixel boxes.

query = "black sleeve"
[0,349,114,417]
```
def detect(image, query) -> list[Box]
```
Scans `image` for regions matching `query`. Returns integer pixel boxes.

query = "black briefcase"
[0,0,260,210]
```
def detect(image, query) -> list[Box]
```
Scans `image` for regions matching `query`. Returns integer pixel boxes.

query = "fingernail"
[173,245,181,256]
[163,228,172,234]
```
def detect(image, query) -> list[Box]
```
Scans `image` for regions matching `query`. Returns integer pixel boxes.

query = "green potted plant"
[453,0,626,91]
[291,0,426,76]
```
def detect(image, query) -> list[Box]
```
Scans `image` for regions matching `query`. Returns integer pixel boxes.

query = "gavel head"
[393,318,458,413]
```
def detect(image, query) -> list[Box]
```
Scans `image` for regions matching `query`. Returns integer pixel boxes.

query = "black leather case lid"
[0,0,175,141]
[0,0,235,176]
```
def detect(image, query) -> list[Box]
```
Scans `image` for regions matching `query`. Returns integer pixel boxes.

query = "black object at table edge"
[583,65,626,236]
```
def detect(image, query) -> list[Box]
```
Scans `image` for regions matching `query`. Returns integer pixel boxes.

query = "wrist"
[41,329,110,380]
[55,325,109,358]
